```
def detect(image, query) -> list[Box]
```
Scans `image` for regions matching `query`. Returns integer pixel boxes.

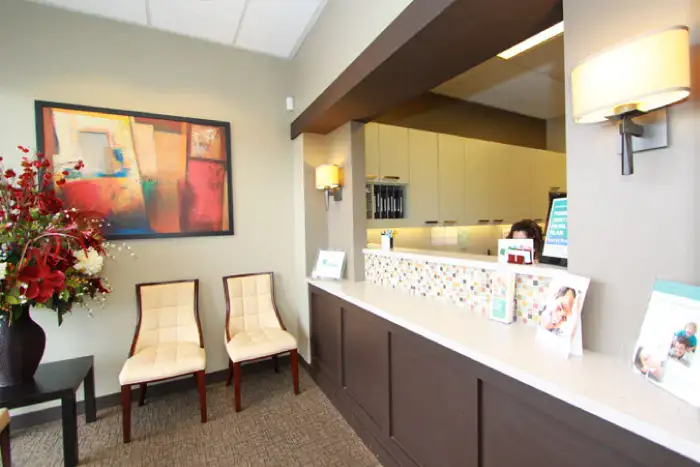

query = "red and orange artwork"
[36,102,233,239]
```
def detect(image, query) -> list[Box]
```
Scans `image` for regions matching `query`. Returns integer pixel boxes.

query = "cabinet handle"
[478,219,490,224]
[443,220,457,225]
[534,218,544,222]
[424,220,439,225]
[550,186,561,192]
[492,219,504,223]
[381,176,400,181]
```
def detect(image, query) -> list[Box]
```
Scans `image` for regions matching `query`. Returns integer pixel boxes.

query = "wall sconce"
[571,26,690,175]
[316,164,342,211]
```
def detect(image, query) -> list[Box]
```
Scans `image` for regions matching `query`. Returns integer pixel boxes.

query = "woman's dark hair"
[507,219,544,260]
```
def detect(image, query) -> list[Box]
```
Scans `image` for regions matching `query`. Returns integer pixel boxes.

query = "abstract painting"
[35,101,233,240]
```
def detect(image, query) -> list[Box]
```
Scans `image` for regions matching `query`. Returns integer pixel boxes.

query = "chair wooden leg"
[0,425,11,467]
[121,385,132,444]
[138,383,147,406]
[233,362,242,412]
[195,371,207,423]
[272,355,279,373]
[291,349,300,395]
[226,360,233,387]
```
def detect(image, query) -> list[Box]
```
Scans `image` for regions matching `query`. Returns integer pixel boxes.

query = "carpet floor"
[10,368,380,467]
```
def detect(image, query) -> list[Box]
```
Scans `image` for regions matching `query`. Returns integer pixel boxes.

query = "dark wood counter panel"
[309,285,699,467]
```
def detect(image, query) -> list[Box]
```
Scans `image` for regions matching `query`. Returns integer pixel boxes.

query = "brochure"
[489,269,516,324]
[632,280,700,406]
[535,273,590,358]
[312,250,346,280]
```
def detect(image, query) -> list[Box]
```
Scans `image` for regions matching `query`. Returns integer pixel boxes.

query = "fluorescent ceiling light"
[498,22,564,59]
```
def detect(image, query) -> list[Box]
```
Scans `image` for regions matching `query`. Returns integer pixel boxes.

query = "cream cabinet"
[365,122,379,179]
[377,124,410,182]
[408,130,439,225]
[501,145,533,223]
[465,138,503,225]
[530,149,566,221]
[438,134,466,225]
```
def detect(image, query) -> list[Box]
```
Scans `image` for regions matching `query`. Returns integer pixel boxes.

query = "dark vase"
[0,306,46,386]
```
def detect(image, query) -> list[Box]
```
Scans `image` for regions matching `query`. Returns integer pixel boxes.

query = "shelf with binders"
[365,181,408,222]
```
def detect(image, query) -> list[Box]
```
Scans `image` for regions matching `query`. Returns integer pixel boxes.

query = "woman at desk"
[506,219,544,262]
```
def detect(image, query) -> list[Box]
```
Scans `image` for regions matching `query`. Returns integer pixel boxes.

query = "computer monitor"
[540,192,567,267]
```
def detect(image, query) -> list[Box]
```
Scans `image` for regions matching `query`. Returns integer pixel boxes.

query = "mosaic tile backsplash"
[365,252,552,325]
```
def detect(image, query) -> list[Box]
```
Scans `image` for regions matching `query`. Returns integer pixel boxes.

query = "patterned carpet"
[11,367,380,467]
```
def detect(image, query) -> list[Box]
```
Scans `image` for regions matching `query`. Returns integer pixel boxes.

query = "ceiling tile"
[148,0,246,45]
[235,0,325,58]
[27,0,148,25]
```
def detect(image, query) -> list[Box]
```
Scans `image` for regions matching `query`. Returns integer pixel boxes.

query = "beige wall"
[564,0,700,357]
[292,0,413,115]
[375,93,548,149]
[325,123,367,281]
[546,116,566,152]
[0,0,296,405]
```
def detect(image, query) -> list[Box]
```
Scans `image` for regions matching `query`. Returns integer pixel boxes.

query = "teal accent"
[492,299,506,320]
[654,280,700,301]
[545,198,568,246]
[141,179,157,207]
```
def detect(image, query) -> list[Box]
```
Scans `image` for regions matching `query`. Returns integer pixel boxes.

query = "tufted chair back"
[131,280,202,355]
[224,273,284,341]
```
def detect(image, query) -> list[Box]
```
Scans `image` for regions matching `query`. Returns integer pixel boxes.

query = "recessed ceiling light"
[498,21,564,60]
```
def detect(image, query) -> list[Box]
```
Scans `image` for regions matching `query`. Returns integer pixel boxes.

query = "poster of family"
[633,280,700,406]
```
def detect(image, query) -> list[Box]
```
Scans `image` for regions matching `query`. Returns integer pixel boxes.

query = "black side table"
[0,356,96,467]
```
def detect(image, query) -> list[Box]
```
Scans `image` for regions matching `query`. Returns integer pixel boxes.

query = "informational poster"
[543,197,568,260]
[633,280,700,407]
[535,273,590,358]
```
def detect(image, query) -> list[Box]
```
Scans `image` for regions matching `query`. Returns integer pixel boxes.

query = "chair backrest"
[130,279,202,356]
[224,272,284,340]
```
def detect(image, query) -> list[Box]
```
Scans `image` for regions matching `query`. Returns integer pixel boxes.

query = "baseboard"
[11,354,307,431]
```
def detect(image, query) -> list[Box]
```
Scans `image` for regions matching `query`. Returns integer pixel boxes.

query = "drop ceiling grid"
[24,0,327,59]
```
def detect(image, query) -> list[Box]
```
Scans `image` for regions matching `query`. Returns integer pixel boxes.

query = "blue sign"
[543,197,568,259]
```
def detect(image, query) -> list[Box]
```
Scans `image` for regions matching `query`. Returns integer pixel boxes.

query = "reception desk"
[308,279,700,467]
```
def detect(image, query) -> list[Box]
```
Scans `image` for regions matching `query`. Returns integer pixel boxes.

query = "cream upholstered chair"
[119,280,206,443]
[223,272,299,412]
[0,408,10,467]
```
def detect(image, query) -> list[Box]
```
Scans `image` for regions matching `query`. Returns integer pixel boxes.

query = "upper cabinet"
[377,124,410,183]
[531,149,566,221]
[438,134,466,225]
[408,130,439,225]
[366,123,566,228]
[365,122,379,179]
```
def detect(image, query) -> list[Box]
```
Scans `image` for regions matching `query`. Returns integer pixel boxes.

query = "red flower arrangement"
[0,146,111,325]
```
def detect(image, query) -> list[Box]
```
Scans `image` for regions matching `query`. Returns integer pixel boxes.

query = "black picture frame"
[35,100,234,240]
[540,191,567,267]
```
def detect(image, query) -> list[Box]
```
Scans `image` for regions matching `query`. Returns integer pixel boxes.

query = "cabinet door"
[465,138,502,225]
[389,326,478,467]
[530,150,566,222]
[501,145,532,224]
[343,303,390,433]
[408,129,439,226]
[365,122,379,180]
[438,134,466,224]
[378,124,410,182]
[310,290,342,385]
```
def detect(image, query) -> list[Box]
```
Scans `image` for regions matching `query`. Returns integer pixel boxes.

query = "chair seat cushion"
[226,328,297,363]
[0,408,8,431]
[119,342,206,385]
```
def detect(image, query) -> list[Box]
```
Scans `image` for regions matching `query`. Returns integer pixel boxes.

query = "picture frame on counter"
[633,280,700,407]
[312,250,347,280]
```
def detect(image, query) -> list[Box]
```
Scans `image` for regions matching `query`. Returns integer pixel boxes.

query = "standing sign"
[541,195,568,266]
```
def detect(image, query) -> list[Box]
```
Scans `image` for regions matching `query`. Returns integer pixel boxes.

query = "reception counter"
[308,279,700,467]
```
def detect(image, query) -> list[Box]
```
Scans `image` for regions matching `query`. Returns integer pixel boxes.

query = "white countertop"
[363,246,568,278]
[308,279,700,463]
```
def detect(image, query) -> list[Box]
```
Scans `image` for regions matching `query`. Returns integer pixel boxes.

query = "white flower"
[73,248,104,276]
[0,262,7,281]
